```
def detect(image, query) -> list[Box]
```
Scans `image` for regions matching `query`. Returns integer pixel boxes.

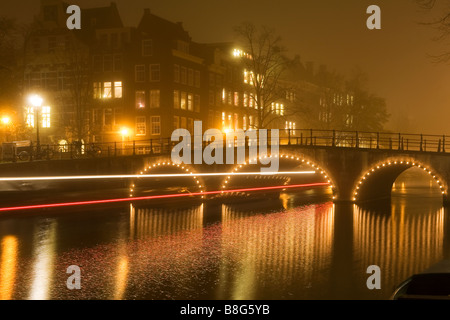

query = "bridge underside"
[355,164,410,202]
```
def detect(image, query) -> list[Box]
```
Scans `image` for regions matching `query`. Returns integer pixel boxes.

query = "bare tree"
[416,0,450,62]
[234,22,292,129]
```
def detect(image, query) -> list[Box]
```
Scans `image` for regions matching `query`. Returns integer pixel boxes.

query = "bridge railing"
[1,129,449,163]
[282,129,448,152]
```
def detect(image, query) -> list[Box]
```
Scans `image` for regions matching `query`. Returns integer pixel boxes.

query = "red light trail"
[0,183,330,213]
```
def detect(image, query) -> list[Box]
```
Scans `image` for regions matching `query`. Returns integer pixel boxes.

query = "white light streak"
[0,171,316,182]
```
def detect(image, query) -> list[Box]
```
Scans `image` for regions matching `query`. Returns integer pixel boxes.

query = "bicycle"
[17,146,54,161]
[72,143,102,159]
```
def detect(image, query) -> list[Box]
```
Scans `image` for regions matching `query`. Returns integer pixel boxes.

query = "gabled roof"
[138,9,190,41]
[82,2,123,30]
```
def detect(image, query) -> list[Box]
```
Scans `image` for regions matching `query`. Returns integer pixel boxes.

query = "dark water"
[0,169,448,300]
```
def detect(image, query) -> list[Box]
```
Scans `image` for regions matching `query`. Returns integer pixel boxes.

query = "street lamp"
[120,127,129,155]
[29,94,43,155]
[1,117,11,125]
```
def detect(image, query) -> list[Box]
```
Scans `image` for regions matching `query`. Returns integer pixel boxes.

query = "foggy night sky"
[2,0,450,134]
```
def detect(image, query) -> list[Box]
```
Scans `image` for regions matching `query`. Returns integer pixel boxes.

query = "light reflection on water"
[0,187,448,300]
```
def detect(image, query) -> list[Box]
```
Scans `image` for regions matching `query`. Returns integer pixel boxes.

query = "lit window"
[222,89,226,103]
[150,64,160,82]
[114,81,122,98]
[151,116,161,135]
[280,104,285,116]
[150,90,160,108]
[180,92,187,110]
[93,82,102,99]
[136,116,146,136]
[244,92,249,107]
[243,115,247,130]
[103,82,112,98]
[234,92,239,106]
[136,91,145,109]
[42,106,51,128]
[26,107,35,128]
[187,94,193,111]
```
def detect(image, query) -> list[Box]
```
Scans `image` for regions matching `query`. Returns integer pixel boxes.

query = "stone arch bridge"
[2,129,450,204]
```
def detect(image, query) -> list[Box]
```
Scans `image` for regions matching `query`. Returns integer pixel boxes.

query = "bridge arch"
[130,160,205,198]
[352,158,447,202]
[220,153,338,198]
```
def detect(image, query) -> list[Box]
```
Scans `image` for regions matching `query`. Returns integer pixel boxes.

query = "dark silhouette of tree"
[233,22,294,129]
[416,0,450,62]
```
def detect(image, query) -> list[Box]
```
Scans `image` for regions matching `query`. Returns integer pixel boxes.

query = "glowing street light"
[1,117,11,125]
[120,127,130,155]
[28,94,43,155]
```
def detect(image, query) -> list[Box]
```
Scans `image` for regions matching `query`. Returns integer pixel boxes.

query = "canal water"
[0,168,448,300]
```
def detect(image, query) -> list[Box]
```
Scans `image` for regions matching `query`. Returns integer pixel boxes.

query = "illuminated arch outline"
[352,159,447,202]
[130,160,205,198]
[220,153,337,199]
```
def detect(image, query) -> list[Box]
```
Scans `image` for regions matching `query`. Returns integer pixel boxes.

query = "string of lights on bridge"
[353,160,446,201]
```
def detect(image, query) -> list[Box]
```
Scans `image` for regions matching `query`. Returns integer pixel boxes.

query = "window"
[103,82,112,99]
[188,69,194,86]
[136,117,146,136]
[93,55,102,72]
[173,116,180,129]
[150,90,160,108]
[26,107,35,128]
[93,109,101,125]
[244,92,249,107]
[93,82,102,99]
[111,33,118,49]
[142,40,153,56]
[174,65,180,83]
[114,81,123,99]
[209,73,215,87]
[150,64,160,82]
[243,115,247,130]
[180,67,187,84]
[114,55,122,72]
[151,116,161,135]
[104,55,113,72]
[136,91,146,109]
[181,92,187,110]
[187,94,193,111]
[209,91,215,106]
[174,90,180,109]
[194,95,200,113]
[104,109,113,126]
[114,108,122,126]
[180,117,187,129]
[187,118,194,133]
[42,107,51,128]
[234,92,239,106]
[135,65,145,82]
[227,91,232,105]
[194,71,200,88]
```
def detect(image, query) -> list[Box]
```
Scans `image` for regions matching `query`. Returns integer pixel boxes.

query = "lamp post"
[120,127,129,155]
[29,95,43,155]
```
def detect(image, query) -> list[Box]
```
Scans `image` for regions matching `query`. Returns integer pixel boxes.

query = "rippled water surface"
[0,176,448,300]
